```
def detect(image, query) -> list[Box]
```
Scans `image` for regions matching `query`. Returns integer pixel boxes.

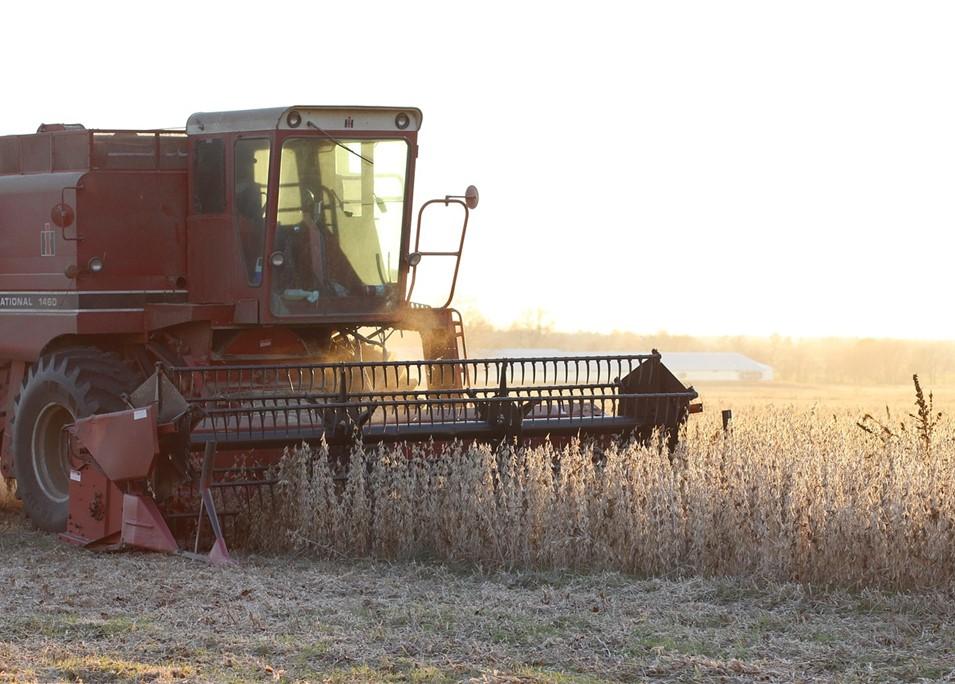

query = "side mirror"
[445,185,480,210]
[464,185,479,209]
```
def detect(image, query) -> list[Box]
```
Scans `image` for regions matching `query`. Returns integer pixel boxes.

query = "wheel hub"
[30,403,74,504]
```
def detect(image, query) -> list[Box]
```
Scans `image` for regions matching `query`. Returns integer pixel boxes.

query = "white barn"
[660,352,773,382]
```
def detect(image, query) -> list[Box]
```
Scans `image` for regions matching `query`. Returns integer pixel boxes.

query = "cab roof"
[186,106,423,135]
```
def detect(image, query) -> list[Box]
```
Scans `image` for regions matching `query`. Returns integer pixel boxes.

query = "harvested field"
[1,509,955,683]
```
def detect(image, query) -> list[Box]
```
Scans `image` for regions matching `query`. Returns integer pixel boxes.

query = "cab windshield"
[271,137,408,316]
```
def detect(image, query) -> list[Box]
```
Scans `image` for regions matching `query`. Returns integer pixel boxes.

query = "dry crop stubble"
[241,403,955,590]
[3,513,954,683]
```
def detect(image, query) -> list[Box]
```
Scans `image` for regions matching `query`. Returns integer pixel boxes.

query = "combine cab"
[0,107,698,561]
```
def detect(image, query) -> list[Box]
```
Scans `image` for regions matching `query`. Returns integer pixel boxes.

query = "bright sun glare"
[2,1,954,340]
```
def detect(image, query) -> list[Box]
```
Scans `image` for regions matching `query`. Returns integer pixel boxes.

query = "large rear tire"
[10,348,141,532]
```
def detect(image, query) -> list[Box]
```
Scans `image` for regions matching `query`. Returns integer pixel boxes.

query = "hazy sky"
[3,2,954,339]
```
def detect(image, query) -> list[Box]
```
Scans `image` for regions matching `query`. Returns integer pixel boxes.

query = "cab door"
[230,136,272,322]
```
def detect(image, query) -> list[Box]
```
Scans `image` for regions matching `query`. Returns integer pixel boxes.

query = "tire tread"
[10,346,142,532]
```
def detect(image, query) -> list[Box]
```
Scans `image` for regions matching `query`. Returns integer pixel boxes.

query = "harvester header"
[0,105,698,562]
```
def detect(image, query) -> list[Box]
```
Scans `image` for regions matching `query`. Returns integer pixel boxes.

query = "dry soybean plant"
[857,374,944,454]
[243,404,955,590]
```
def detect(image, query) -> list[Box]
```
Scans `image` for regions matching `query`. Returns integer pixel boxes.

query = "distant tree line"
[463,316,955,385]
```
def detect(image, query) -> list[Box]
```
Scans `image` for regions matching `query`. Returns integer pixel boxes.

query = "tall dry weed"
[0,478,16,510]
[242,407,955,589]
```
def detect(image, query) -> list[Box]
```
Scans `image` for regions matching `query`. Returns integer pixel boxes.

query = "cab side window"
[193,139,225,214]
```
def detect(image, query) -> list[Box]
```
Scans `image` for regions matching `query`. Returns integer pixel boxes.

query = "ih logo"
[40,222,55,256]
[344,116,354,128]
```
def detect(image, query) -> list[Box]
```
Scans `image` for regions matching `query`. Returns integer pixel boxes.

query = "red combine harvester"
[0,107,699,561]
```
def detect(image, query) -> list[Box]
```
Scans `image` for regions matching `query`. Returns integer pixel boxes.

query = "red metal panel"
[144,303,233,332]
[121,494,179,554]
[0,137,17,174]
[71,405,158,482]
[233,299,258,324]
[0,171,84,291]
[215,327,308,361]
[75,310,145,336]
[18,135,51,173]
[61,463,123,548]
[51,133,90,171]
[75,171,187,292]
[186,214,236,305]
[0,315,76,361]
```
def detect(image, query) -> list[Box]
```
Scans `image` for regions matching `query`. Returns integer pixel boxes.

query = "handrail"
[405,197,470,308]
